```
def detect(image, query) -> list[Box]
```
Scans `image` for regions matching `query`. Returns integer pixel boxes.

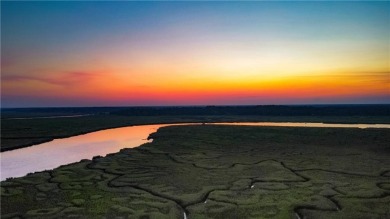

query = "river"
[1,122,389,180]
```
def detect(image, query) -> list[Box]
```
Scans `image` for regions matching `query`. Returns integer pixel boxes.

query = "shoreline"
[2,118,390,153]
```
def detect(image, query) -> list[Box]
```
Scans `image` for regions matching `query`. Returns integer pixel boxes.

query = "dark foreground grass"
[1,125,390,218]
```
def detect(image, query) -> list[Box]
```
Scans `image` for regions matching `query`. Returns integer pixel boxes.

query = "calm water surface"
[4,114,93,120]
[1,124,184,180]
[1,122,389,180]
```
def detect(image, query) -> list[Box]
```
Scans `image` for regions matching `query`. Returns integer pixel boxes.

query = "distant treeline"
[112,105,390,116]
[2,105,388,118]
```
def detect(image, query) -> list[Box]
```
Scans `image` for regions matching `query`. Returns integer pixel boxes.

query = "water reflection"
[1,122,389,180]
[1,124,178,180]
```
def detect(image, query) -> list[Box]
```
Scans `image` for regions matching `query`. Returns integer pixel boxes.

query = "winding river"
[1,122,390,180]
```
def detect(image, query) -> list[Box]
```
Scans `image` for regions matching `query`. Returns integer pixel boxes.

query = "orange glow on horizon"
[3,67,388,105]
[2,2,389,107]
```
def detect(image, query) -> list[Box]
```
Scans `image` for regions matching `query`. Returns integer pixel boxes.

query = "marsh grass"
[1,125,389,218]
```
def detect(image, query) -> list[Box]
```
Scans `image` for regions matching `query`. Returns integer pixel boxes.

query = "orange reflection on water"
[0,124,179,180]
[2,122,390,180]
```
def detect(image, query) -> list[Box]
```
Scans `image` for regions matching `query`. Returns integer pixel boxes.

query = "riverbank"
[2,125,389,218]
[2,114,390,152]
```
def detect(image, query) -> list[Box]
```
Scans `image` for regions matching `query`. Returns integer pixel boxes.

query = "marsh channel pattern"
[1,124,390,219]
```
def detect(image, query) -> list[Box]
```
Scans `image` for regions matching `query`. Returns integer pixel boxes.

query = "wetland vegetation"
[2,125,389,218]
[2,105,389,151]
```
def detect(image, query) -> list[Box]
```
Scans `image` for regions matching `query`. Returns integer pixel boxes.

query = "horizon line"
[2,103,390,110]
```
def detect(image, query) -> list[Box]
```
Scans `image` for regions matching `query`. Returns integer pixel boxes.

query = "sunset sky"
[2,1,389,107]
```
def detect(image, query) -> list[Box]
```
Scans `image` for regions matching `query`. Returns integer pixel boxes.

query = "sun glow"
[2,1,389,107]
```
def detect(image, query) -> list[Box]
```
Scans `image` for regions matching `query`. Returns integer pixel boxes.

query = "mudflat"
[2,125,389,218]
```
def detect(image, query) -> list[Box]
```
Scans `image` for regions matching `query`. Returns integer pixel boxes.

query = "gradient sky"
[1,1,389,107]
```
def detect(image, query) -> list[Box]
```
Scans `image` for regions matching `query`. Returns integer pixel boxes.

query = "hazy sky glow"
[1,1,389,107]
